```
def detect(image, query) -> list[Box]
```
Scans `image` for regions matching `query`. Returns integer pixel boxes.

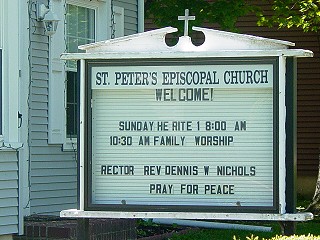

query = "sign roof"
[80,26,295,53]
[61,26,313,59]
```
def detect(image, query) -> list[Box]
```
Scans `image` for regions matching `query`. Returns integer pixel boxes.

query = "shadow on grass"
[168,217,320,240]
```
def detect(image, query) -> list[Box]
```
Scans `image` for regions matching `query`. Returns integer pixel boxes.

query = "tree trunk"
[306,155,320,214]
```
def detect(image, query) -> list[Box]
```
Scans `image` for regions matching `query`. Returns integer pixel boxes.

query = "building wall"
[114,0,139,35]
[28,0,141,216]
[0,152,18,235]
[0,0,21,236]
[28,0,77,215]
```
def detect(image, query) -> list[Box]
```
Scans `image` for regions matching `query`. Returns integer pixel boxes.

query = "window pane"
[66,71,76,103]
[66,5,77,37]
[67,36,79,53]
[66,103,77,138]
[66,71,77,138]
[66,4,95,137]
[66,4,95,55]
[78,7,94,38]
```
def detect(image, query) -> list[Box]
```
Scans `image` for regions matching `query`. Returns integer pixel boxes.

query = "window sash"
[66,4,95,137]
[66,71,77,138]
[66,4,95,69]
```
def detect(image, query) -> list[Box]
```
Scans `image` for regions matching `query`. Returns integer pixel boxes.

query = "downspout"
[19,0,31,235]
[137,0,144,33]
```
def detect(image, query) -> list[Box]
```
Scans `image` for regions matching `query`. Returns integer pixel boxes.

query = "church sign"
[61,14,313,221]
[87,57,278,213]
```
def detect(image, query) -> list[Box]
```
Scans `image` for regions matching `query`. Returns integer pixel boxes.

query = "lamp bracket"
[36,2,50,21]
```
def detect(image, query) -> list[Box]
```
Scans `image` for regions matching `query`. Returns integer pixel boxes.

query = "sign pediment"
[79,26,295,53]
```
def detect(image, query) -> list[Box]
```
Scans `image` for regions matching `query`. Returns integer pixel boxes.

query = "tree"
[145,0,320,214]
[145,0,320,32]
[145,0,254,33]
[256,0,320,32]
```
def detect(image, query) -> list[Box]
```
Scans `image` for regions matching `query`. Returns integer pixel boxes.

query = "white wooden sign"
[60,26,313,221]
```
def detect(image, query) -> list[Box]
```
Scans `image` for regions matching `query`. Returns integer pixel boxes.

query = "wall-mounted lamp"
[36,2,60,36]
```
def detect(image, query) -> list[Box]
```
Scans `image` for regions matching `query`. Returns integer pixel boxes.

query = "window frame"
[0,0,20,146]
[66,3,96,140]
[48,0,125,150]
[63,0,101,150]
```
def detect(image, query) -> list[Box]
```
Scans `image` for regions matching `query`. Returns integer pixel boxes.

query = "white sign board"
[85,58,279,213]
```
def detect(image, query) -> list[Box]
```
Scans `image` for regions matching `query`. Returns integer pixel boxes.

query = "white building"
[0,0,144,238]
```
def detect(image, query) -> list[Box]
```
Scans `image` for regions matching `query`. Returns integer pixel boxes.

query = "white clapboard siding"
[28,0,140,216]
[28,2,77,216]
[115,0,138,35]
[0,152,18,235]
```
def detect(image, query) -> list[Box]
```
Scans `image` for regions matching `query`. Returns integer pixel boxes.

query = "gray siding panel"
[31,189,77,199]
[32,196,76,206]
[0,225,19,236]
[0,206,18,217]
[32,176,76,184]
[0,181,18,189]
[28,0,139,216]
[30,116,47,125]
[31,161,76,169]
[31,168,76,178]
[115,0,138,35]
[0,172,17,181]
[0,152,18,235]
[33,49,48,58]
[33,74,49,82]
[29,0,77,216]
[30,181,76,191]
[31,203,77,216]
[32,154,76,162]
[30,147,71,155]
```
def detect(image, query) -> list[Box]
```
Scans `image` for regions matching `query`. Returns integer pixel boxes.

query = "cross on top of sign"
[178,9,195,36]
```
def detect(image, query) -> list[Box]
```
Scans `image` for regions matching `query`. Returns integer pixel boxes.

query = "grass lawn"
[168,217,320,240]
[166,196,320,239]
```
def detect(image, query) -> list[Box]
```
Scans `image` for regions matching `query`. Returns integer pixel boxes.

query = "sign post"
[61,23,313,231]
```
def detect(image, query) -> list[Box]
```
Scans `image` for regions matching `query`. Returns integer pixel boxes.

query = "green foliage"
[257,0,320,32]
[169,223,280,240]
[168,217,320,240]
[137,218,160,227]
[146,0,320,34]
[136,219,160,237]
[145,0,253,34]
[296,194,312,212]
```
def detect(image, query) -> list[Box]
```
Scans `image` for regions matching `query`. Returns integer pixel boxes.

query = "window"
[66,4,95,138]
[55,0,125,146]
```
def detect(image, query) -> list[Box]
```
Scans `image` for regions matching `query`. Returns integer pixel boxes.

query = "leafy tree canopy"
[145,0,253,33]
[257,0,320,32]
[145,0,320,33]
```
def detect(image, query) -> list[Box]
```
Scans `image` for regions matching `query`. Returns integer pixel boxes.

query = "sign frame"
[82,56,281,214]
